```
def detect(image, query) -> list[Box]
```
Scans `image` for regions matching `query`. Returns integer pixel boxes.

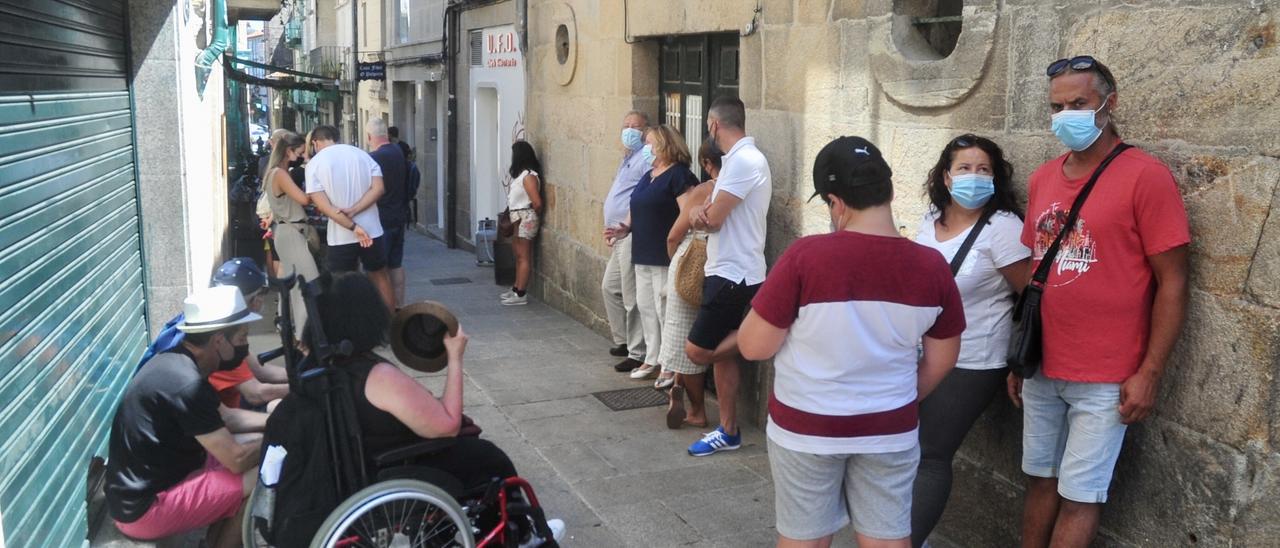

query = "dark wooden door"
[659,34,739,178]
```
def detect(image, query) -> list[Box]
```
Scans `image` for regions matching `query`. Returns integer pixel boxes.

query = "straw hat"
[390,301,460,373]
[176,286,263,334]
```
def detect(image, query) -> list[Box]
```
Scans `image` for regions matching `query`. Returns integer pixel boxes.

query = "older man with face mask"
[1007,56,1190,548]
[600,111,652,373]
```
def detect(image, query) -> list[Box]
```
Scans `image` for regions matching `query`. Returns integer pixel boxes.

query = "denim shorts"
[768,438,918,541]
[1021,375,1128,503]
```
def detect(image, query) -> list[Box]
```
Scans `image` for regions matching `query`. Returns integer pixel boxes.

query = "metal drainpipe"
[194,0,230,94]
[445,2,458,247]
[352,0,360,141]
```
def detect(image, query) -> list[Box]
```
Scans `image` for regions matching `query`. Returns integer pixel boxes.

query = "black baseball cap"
[810,136,893,202]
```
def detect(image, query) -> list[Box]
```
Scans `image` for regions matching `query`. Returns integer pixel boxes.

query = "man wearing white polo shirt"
[740,137,963,548]
[685,96,772,457]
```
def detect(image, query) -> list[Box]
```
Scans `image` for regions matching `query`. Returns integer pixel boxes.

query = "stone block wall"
[526,0,1280,544]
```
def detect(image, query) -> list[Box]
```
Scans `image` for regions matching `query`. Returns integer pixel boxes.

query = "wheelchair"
[243,273,556,548]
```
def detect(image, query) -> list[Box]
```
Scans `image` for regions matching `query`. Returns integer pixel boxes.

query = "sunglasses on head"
[1046,55,1118,96]
[1046,55,1098,77]
[950,134,979,148]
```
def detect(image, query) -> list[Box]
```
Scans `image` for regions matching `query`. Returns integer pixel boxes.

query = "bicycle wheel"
[311,479,475,548]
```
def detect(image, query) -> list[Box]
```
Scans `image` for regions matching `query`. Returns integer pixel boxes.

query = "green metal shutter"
[0,1,149,545]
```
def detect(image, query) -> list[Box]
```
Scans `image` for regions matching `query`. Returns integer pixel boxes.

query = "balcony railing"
[306,46,349,80]
[284,19,302,48]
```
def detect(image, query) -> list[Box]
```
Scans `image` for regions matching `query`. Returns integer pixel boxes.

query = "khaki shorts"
[768,438,919,541]
[511,208,540,239]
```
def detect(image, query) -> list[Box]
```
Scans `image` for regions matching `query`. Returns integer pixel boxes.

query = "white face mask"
[621,127,643,151]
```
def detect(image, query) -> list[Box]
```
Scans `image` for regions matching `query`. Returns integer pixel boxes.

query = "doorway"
[472,86,502,228]
[659,33,739,179]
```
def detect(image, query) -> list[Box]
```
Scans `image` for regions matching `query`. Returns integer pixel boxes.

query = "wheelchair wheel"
[311,479,475,548]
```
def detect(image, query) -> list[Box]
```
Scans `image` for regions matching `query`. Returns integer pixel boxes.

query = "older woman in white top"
[910,134,1031,548]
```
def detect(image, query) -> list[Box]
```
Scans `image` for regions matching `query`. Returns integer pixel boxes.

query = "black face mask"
[289,156,304,169]
[219,342,250,371]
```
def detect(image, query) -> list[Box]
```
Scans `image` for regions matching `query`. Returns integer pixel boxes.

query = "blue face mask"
[640,144,655,166]
[622,128,643,151]
[949,173,995,209]
[1051,98,1109,151]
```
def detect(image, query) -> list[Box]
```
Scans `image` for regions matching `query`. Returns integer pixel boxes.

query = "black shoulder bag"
[1007,143,1132,378]
[949,209,996,276]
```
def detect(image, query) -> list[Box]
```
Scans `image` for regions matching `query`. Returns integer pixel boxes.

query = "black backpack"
[258,364,366,547]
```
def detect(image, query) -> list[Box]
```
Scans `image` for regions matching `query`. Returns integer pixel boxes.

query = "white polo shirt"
[705,136,772,285]
[305,144,384,246]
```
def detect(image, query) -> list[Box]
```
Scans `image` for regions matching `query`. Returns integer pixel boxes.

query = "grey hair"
[624,110,649,125]
[708,96,745,130]
[365,117,389,138]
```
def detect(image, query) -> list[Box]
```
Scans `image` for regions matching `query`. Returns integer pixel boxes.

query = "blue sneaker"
[688,426,741,456]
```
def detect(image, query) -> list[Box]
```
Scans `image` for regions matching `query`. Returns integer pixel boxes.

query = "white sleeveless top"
[507,170,538,210]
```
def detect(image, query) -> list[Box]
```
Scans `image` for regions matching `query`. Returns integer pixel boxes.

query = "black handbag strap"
[949,208,996,276]
[1031,143,1133,285]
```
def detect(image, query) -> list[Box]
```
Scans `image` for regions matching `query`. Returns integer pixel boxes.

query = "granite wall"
[525,1,1280,544]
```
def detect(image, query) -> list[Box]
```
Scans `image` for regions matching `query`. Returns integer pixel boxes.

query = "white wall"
[469,24,526,226]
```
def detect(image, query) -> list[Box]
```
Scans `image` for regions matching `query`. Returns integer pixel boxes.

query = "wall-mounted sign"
[482,26,520,69]
[357,61,386,81]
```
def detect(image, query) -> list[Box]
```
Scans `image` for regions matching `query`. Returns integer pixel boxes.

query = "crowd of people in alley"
[106,118,565,546]
[591,54,1187,548]
[104,54,1188,548]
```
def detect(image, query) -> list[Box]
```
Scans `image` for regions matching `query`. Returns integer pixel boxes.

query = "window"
[397,0,411,44]
[895,0,963,60]
[659,34,738,178]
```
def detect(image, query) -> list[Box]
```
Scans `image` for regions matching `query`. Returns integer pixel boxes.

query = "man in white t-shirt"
[684,96,772,457]
[304,125,394,309]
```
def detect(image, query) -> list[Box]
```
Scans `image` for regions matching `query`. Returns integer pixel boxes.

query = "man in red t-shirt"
[208,259,289,430]
[1008,56,1190,547]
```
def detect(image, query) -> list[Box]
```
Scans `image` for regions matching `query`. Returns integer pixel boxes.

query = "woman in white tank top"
[500,141,544,306]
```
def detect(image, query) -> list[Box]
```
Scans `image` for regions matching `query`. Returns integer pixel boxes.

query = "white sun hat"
[176,286,263,333]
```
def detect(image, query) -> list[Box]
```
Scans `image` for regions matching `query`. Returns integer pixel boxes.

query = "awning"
[224,56,338,91]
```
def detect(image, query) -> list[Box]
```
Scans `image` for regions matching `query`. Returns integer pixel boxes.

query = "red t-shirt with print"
[1021,145,1190,383]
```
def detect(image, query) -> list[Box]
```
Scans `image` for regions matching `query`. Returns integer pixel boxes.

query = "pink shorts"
[115,455,245,540]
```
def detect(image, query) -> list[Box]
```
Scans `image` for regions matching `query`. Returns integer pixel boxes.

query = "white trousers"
[634,264,669,367]
[601,236,645,361]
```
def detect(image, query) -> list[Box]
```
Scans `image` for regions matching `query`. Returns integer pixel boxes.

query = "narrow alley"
[94,230,868,547]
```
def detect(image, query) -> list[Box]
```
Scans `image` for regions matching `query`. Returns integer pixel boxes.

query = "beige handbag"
[674,237,708,306]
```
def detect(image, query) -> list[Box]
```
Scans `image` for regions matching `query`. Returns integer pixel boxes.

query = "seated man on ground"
[136,258,289,432]
[106,286,264,547]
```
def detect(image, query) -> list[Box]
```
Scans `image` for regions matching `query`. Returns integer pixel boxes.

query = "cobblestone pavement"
[93,230,877,547]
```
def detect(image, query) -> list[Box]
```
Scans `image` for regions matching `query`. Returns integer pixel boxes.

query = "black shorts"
[382,224,406,269]
[687,275,761,351]
[327,236,387,273]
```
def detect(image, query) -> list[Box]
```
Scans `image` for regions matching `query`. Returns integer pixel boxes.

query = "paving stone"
[574,461,766,509]
[594,500,703,547]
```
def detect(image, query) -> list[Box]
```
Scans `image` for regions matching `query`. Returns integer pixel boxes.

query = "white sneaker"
[629,364,658,379]
[515,518,565,547]
[502,293,528,306]
[547,519,566,543]
[499,289,517,300]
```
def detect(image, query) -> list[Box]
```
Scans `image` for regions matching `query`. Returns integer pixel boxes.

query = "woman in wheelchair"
[306,272,516,489]
[264,271,563,547]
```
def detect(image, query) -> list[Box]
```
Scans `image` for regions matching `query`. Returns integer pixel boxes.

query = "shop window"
[658,34,738,179]
[895,0,963,60]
